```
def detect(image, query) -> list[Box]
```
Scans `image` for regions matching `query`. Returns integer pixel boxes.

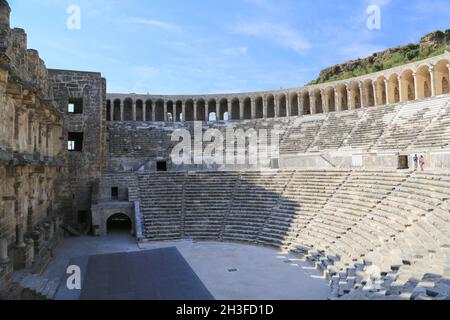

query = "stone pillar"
[372,82,378,106]
[0,239,9,264]
[163,101,168,122]
[15,224,25,248]
[181,101,186,122]
[192,101,197,121]
[346,85,353,110]
[251,98,256,119]
[274,97,279,118]
[286,93,290,117]
[205,103,209,122]
[120,100,124,121]
[359,82,365,108]
[335,90,341,111]
[429,66,436,97]
[298,92,303,115]
[239,99,244,120]
[398,76,404,102]
[321,89,328,113]
[143,102,147,121]
[172,103,177,122]
[151,104,156,122]
[228,101,233,120]
[215,101,220,121]
[132,101,137,121]
[263,97,268,119]
[413,72,419,100]
[384,79,389,105]
[309,92,316,114]
[110,103,114,121]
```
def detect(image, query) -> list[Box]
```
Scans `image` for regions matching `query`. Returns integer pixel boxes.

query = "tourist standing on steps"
[420,155,425,171]
[413,154,419,171]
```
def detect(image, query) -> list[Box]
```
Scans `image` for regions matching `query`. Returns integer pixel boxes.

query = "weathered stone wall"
[0,0,65,294]
[48,69,107,224]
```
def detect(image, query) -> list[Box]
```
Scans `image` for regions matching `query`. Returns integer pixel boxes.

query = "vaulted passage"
[107,213,132,235]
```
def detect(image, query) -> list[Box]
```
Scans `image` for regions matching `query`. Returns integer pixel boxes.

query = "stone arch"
[243,97,252,120]
[136,100,144,121]
[401,69,415,102]
[289,93,299,116]
[363,80,375,107]
[388,74,400,104]
[145,100,153,121]
[435,59,450,95]
[155,99,165,121]
[416,65,432,99]
[255,96,264,119]
[277,93,287,117]
[106,100,111,121]
[335,84,347,111]
[207,99,217,121]
[324,87,335,112]
[107,213,132,234]
[266,95,275,118]
[219,99,228,121]
[185,99,194,121]
[123,98,133,121]
[231,98,240,120]
[196,99,206,121]
[113,99,121,121]
[301,91,311,114]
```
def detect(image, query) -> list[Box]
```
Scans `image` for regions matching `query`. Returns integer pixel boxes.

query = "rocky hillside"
[309,30,450,85]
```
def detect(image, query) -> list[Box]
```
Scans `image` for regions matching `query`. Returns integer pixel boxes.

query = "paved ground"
[46,233,330,300]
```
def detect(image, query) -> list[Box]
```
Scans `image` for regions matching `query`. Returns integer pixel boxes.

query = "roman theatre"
[2,0,450,300]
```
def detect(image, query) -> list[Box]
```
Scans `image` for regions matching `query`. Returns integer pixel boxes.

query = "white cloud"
[129,17,182,32]
[231,20,310,54]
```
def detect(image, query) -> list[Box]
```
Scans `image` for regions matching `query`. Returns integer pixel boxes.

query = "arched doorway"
[107,213,132,235]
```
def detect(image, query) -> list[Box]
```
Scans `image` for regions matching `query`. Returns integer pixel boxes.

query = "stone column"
[251,98,256,119]
[346,85,353,110]
[335,90,341,111]
[359,82,365,108]
[181,101,186,122]
[143,102,147,121]
[173,103,177,122]
[298,92,303,115]
[286,93,291,117]
[321,89,328,113]
[384,79,390,105]
[263,97,268,119]
[151,104,156,122]
[239,99,244,120]
[15,224,26,248]
[274,97,279,118]
[0,239,9,264]
[110,102,114,121]
[132,101,137,121]
[372,82,378,106]
[120,100,124,121]
[398,76,404,102]
[228,100,233,120]
[163,101,168,122]
[193,100,197,121]
[309,92,316,114]
[413,72,419,100]
[429,66,436,97]
[215,101,220,121]
[205,103,209,122]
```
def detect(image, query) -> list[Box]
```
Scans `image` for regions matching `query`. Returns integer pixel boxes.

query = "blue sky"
[8,0,450,94]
